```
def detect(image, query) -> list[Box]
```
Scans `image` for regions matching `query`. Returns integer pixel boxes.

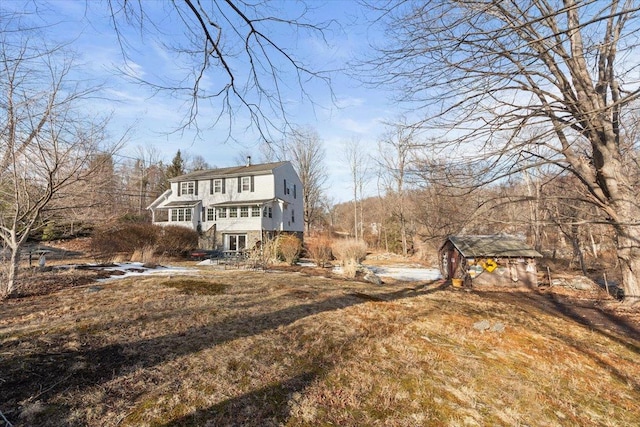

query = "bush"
[331,239,367,265]
[91,222,160,261]
[278,234,302,265]
[306,236,333,267]
[156,225,199,257]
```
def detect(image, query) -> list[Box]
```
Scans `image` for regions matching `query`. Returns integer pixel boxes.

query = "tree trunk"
[614,223,640,304]
[3,245,19,297]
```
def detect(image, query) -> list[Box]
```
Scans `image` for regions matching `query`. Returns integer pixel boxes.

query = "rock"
[364,270,383,285]
[473,320,491,331]
[491,322,505,333]
[569,276,597,290]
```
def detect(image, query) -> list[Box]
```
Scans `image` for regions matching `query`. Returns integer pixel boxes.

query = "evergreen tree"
[166,150,185,180]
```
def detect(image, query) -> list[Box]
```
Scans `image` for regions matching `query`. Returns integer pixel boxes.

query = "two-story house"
[147,159,303,252]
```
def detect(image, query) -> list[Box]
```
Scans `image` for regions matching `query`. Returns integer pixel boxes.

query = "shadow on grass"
[160,371,318,427]
[475,288,640,392]
[0,279,448,425]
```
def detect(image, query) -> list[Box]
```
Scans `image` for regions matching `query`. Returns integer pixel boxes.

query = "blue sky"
[9,0,401,203]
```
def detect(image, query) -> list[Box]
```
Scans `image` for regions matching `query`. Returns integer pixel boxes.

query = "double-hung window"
[180,182,195,195]
[240,207,249,217]
[241,176,251,192]
[251,206,261,217]
[218,208,227,218]
[213,179,223,193]
[229,207,238,218]
[206,207,215,221]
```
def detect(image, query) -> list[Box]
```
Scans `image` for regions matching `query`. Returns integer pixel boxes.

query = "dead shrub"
[156,225,199,257]
[131,245,159,263]
[331,239,367,266]
[307,236,333,267]
[278,234,302,265]
[91,222,160,261]
[342,259,359,278]
[259,237,280,266]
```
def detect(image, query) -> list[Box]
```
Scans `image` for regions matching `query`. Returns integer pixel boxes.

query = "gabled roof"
[169,161,289,182]
[444,235,542,258]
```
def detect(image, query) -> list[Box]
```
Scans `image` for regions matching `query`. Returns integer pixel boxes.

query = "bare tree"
[0,18,115,296]
[344,137,370,240]
[377,120,418,255]
[285,127,327,233]
[366,1,640,302]
[105,1,334,140]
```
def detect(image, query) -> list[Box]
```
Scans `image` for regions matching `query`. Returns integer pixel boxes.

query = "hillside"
[1,266,639,426]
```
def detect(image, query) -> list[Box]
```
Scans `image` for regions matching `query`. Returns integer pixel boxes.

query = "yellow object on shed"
[452,278,463,287]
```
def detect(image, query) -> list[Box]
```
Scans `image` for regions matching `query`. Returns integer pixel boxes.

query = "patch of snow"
[95,263,197,282]
[365,266,441,282]
[331,265,441,282]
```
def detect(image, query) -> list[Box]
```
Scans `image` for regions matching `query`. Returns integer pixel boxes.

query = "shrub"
[156,225,199,257]
[331,239,367,265]
[278,234,302,265]
[91,222,160,261]
[131,244,159,263]
[306,236,333,267]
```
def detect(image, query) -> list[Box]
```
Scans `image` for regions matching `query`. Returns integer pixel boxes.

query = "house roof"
[168,161,289,182]
[212,198,277,207]
[444,235,542,258]
[155,200,201,209]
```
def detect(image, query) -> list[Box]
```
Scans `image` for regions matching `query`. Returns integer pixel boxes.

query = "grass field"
[1,265,639,426]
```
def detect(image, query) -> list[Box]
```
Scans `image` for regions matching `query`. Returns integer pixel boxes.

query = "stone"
[364,271,383,285]
[473,320,491,331]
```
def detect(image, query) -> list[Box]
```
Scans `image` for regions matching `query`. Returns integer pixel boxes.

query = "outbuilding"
[439,235,543,287]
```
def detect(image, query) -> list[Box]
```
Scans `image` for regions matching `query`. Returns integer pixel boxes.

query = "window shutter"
[177,182,181,196]
[222,179,226,194]
[194,180,198,195]
[250,176,255,192]
[294,184,297,199]
[237,176,242,193]
[210,179,213,195]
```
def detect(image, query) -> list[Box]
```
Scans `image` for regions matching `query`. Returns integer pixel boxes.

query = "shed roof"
[445,235,542,258]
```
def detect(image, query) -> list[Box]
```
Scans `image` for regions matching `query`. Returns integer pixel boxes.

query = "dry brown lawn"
[1,265,639,426]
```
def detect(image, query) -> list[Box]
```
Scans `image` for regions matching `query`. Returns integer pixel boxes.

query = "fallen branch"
[0,409,14,427]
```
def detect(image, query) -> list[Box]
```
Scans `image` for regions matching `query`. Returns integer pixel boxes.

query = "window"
[213,179,223,193]
[294,184,297,199]
[241,176,251,192]
[171,208,192,222]
[218,208,227,218]
[251,206,261,217]
[207,207,215,221]
[240,206,249,217]
[229,207,238,218]
[291,209,295,223]
[268,207,272,218]
[180,181,195,195]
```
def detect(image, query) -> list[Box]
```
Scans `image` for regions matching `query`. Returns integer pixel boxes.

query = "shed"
[439,235,543,287]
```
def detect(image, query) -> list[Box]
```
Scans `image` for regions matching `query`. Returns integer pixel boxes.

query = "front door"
[227,234,247,251]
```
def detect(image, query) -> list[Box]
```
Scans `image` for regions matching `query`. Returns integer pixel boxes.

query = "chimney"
[246,156,252,167]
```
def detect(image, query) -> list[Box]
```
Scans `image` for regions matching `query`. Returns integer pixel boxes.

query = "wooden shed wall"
[440,243,539,287]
